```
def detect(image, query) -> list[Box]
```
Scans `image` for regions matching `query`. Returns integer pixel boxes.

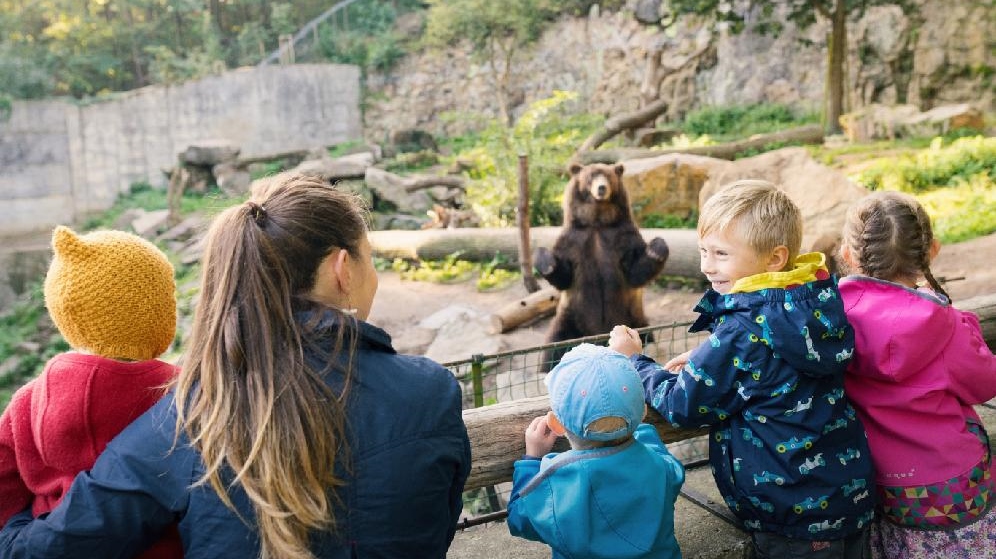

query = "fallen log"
[489,286,559,334]
[368,227,702,280]
[403,174,466,193]
[576,98,669,155]
[580,124,825,165]
[956,293,996,352]
[460,293,996,491]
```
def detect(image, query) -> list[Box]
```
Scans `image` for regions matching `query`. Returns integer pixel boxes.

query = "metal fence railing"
[444,321,711,523]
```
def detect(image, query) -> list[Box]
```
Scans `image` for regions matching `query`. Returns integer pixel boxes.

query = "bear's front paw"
[534,247,555,276]
[648,237,670,261]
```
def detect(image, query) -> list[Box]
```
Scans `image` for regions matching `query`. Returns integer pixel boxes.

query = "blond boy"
[610,180,875,559]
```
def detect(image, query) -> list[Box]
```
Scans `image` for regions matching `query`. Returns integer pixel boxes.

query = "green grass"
[82,182,235,230]
[679,103,820,142]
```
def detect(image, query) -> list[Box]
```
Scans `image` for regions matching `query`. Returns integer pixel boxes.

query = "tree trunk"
[957,293,996,352]
[517,154,540,293]
[826,1,847,134]
[580,124,825,164]
[402,175,467,193]
[368,227,702,279]
[576,98,670,155]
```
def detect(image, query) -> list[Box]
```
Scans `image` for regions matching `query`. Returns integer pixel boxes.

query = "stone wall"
[363,0,994,141]
[0,63,362,238]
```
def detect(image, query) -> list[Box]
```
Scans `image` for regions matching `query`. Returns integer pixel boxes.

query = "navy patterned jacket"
[632,264,875,540]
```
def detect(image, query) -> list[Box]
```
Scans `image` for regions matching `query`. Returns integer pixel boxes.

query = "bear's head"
[562,162,631,228]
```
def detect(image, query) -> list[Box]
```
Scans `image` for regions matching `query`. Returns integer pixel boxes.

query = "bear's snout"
[589,175,611,201]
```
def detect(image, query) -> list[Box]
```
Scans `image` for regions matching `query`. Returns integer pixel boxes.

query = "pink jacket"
[840,276,996,487]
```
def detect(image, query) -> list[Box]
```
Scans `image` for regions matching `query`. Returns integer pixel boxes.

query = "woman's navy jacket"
[0,313,472,558]
[633,277,876,540]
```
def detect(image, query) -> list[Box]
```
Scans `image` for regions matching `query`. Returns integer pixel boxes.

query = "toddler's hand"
[609,325,643,357]
[524,415,559,457]
[663,350,691,373]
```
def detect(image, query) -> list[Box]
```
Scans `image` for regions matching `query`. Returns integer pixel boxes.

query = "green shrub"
[853,136,996,192]
[451,90,602,227]
[639,212,698,229]
[918,174,996,244]
[681,103,818,140]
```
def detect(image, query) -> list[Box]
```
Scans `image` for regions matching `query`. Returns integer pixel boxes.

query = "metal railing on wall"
[259,0,365,66]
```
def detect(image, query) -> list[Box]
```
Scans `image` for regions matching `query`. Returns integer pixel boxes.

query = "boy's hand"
[663,350,691,373]
[609,325,643,357]
[524,415,559,457]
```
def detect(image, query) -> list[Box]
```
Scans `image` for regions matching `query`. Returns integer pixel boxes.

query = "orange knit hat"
[43,226,177,361]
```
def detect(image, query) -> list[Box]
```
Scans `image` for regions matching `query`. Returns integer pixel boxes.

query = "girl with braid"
[838,190,996,558]
[0,174,471,559]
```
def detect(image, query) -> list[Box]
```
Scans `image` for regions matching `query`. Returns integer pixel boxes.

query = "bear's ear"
[613,163,624,177]
[569,162,583,176]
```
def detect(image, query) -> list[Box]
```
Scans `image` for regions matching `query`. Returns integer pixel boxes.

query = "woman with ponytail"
[838,190,996,558]
[0,174,472,559]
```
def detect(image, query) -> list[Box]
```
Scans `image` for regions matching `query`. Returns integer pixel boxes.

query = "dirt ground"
[368,231,996,354]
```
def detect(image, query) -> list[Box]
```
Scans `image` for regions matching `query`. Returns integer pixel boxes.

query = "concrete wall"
[0,63,362,237]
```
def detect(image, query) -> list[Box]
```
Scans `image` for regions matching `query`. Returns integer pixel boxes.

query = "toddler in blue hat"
[506,343,685,559]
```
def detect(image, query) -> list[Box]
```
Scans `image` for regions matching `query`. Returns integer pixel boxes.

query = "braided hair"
[841,191,949,300]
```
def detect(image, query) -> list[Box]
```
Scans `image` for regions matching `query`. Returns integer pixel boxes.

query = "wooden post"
[278,34,295,65]
[517,154,541,293]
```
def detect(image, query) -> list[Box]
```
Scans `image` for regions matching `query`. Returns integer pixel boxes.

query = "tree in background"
[0,0,422,100]
[667,0,916,134]
[422,0,563,126]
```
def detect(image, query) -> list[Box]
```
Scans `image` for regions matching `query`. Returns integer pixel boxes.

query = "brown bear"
[534,162,669,370]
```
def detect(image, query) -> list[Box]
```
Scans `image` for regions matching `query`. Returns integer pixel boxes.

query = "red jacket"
[0,352,181,558]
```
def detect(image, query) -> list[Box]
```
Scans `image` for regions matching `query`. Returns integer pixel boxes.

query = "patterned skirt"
[869,420,996,558]
[869,504,996,559]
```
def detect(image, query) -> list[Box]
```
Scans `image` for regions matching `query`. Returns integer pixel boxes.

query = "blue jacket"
[507,424,685,559]
[0,312,472,558]
[633,274,875,540]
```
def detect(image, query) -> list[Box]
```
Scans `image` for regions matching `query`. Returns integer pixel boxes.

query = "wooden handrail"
[461,293,996,491]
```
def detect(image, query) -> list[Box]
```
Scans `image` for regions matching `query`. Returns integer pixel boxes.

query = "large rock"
[180,140,240,166]
[292,151,375,180]
[622,153,732,222]
[839,104,920,141]
[897,103,986,138]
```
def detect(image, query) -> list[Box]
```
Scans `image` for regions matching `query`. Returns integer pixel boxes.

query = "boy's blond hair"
[698,180,803,267]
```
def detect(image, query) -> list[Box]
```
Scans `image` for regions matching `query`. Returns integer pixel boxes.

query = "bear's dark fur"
[535,162,669,370]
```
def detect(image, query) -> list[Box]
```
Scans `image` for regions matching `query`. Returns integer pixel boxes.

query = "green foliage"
[317,1,412,74]
[82,181,233,231]
[639,212,699,229]
[422,0,559,54]
[852,136,996,193]
[918,174,996,244]
[453,91,602,227]
[843,136,996,245]
[391,253,477,283]
[386,252,521,292]
[0,282,68,407]
[477,253,520,291]
[681,103,818,140]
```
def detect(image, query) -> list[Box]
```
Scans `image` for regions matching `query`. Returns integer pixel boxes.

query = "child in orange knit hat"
[0,226,182,558]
